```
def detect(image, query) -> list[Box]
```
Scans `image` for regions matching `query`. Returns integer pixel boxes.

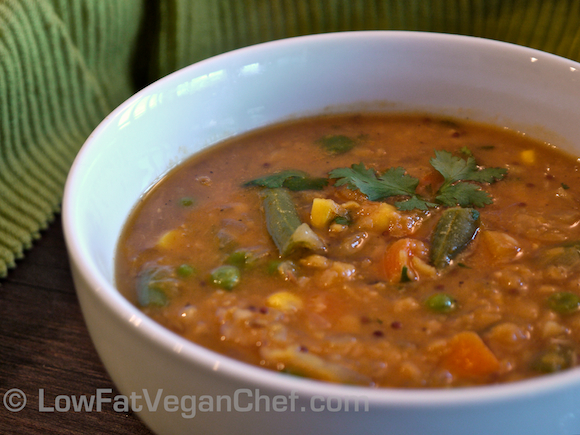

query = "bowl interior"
[64,31,580,402]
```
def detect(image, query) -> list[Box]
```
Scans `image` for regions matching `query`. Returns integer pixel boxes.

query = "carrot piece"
[382,238,430,283]
[441,331,500,378]
[479,230,521,264]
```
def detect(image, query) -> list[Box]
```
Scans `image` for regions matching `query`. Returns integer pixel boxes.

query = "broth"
[116,113,580,388]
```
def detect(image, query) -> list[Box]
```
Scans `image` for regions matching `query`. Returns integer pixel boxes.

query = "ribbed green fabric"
[2,0,580,277]
[144,0,580,84]
[0,0,143,277]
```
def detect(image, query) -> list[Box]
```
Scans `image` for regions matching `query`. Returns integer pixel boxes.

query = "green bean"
[262,188,325,256]
[430,207,480,269]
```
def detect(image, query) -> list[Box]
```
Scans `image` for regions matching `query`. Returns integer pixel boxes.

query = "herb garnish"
[244,170,328,191]
[329,150,507,210]
[317,135,356,155]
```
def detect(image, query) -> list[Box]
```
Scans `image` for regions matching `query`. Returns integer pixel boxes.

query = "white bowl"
[63,31,580,435]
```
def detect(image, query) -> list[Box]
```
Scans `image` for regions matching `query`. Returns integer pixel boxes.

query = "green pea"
[548,292,580,314]
[176,264,196,278]
[531,345,575,373]
[226,250,260,269]
[425,293,457,313]
[210,265,240,290]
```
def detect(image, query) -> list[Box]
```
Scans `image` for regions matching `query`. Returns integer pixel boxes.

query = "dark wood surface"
[0,214,154,434]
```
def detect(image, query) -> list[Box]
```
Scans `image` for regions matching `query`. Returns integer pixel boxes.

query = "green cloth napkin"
[2,0,580,277]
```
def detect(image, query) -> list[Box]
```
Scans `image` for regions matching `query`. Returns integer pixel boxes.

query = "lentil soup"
[115,113,580,388]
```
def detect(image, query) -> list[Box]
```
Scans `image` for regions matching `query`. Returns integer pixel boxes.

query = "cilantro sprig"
[329,150,507,210]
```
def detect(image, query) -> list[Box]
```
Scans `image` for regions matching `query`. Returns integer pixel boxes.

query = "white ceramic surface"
[63,32,580,435]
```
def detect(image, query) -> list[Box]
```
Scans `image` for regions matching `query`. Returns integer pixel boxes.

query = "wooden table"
[0,214,154,434]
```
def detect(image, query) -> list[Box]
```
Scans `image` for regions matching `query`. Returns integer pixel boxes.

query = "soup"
[115,113,580,388]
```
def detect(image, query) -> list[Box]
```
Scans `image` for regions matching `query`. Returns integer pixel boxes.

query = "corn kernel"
[156,229,181,249]
[266,291,303,312]
[520,149,536,165]
[310,198,344,229]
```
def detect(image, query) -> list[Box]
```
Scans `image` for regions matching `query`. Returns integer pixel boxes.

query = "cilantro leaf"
[329,164,419,201]
[244,170,327,191]
[328,150,507,211]
[436,182,493,207]
[395,196,437,211]
[465,166,508,183]
[430,150,476,184]
[430,150,507,207]
[244,170,308,188]
[317,135,356,155]
[283,176,328,191]
[430,150,507,184]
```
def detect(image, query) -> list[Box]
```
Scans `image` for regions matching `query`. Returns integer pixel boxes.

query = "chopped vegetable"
[136,266,177,307]
[425,293,458,313]
[478,230,521,263]
[210,265,240,290]
[176,264,196,277]
[430,207,480,269]
[156,229,182,249]
[383,238,431,283]
[226,249,264,269]
[289,223,327,254]
[262,188,325,256]
[333,216,350,225]
[310,198,346,229]
[538,241,580,269]
[520,149,536,165]
[365,202,402,232]
[317,134,356,155]
[440,331,500,378]
[266,291,304,312]
[266,260,282,275]
[548,292,580,315]
[261,345,371,384]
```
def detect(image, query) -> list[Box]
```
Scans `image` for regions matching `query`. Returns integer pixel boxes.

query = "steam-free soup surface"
[116,113,580,388]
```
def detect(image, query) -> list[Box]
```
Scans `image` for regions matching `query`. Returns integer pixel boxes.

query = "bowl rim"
[63,30,580,407]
